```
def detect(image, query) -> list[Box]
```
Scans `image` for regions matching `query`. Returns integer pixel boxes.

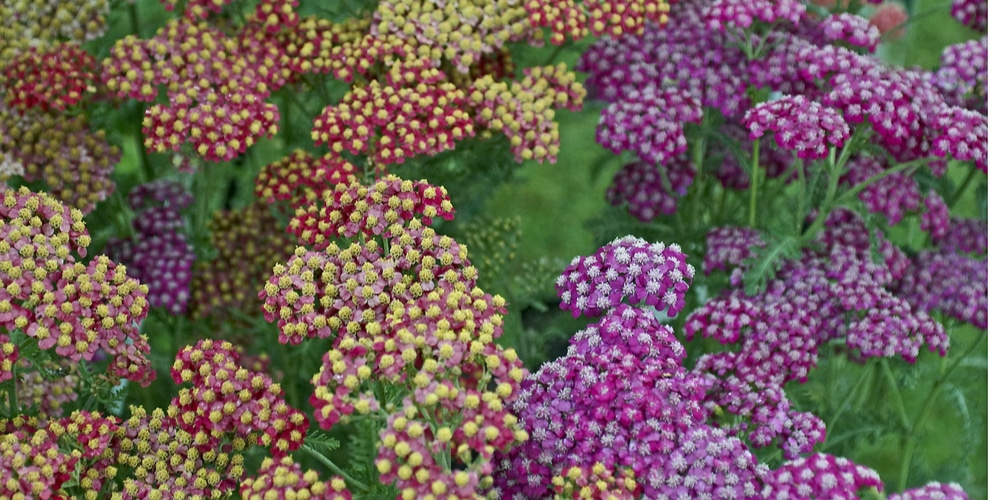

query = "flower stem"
[301,444,369,493]
[748,139,761,228]
[946,166,978,208]
[821,360,875,450]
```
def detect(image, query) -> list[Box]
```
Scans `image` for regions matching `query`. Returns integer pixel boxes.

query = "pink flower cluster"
[762,453,883,498]
[606,158,696,221]
[819,13,881,52]
[704,0,806,31]
[595,86,702,166]
[555,235,696,318]
[744,95,851,159]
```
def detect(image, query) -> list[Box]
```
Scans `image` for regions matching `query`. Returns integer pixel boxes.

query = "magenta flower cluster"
[555,235,696,318]
[743,95,851,159]
[606,158,696,221]
[106,180,195,315]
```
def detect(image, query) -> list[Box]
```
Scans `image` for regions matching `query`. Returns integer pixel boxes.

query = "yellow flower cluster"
[552,462,640,500]
[242,456,352,500]
[0,0,109,62]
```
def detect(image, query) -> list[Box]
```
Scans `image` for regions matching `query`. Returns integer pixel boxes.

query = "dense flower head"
[606,157,696,222]
[894,250,987,329]
[190,200,297,319]
[371,0,533,72]
[889,482,970,500]
[288,175,455,249]
[0,335,16,384]
[103,18,286,161]
[551,462,640,499]
[469,63,586,163]
[842,155,922,226]
[935,37,987,111]
[0,420,82,497]
[242,456,351,500]
[556,236,695,318]
[158,0,299,32]
[0,0,109,61]
[496,302,767,498]
[0,105,118,214]
[933,217,986,254]
[761,453,883,498]
[1,43,97,114]
[525,0,671,44]
[951,0,986,31]
[703,226,766,277]
[312,62,474,165]
[255,149,357,207]
[929,106,988,172]
[743,95,850,160]
[595,85,702,166]
[115,404,248,498]
[704,0,806,31]
[106,181,195,315]
[578,6,752,117]
[818,13,881,52]
[171,339,308,456]
[0,187,154,386]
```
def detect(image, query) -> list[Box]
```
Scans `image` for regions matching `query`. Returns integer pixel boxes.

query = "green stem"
[879,359,912,432]
[748,139,761,228]
[301,444,369,492]
[795,159,808,230]
[946,166,977,208]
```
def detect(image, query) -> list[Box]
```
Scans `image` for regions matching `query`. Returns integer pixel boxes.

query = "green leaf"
[740,234,802,296]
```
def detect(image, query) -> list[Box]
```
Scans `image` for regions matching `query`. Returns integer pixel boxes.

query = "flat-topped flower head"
[743,95,850,159]
[255,150,356,207]
[933,217,986,254]
[842,156,922,226]
[894,250,987,330]
[551,462,640,499]
[242,456,351,500]
[951,0,986,31]
[930,106,987,172]
[935,37,987,111]
[0,0,110,60]
[556,236,695,318]
[889,482,969,500]
[2,43,97,114]
[762,453,884,498]
[819,13,881,52]
[288,175,455,248]
[704,0,806,31]
[525,0,671,45]
[595,85,703,166]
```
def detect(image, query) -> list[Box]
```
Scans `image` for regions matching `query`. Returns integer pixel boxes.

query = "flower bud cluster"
[470,63,586,163]
[242,456,352,500]
[0,187,154,386]
[2,43,97,114]
[171,339,309,457]
[103,18,287,161]
[0,103,118,214]
[288,174,456,250]
[255,149,357,207]
[0,0,109,61]
[312,61,475,166]
[555,235,695,318]
[262,175,526,497]
[106,180,195,315]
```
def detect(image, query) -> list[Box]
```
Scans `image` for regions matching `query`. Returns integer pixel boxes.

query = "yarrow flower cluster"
[497,241,771,498]
[761,453,883,498]
[261,175,527,498]
[555,235,696,318]
[743,95,851,160]
[255,149,357,207]
[818,13,881,52]
[0,187,154,386]
[704,0,806,31]
[106,180,196,315]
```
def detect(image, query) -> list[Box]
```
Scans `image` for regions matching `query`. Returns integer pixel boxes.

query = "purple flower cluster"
[951,0,987,31]
[595,86,702,167]
[933,217,987,254]
[106,180,195,315]
[495,303,768,498]
[743,95,851,159]
[920,190,950,240]
[703,0,806,31]
[703,226,765,281]
[890,482,970,500]
[930,107,988,172]
[555,236,695,318]
[606,158,696,221]
[936,37,987,111]
[894,250,987,329]
[819,13,881,53]
[761,453,883,499]
[842,156,921,226]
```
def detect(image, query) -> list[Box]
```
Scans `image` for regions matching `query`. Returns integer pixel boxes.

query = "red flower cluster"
[3,43,97,114]
[255,149,357,207]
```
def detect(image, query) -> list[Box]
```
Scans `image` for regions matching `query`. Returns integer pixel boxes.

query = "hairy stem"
[302,444,370,492]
